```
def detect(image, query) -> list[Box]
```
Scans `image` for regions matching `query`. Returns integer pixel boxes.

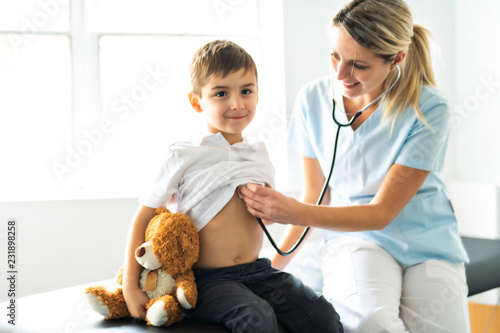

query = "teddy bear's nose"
[135,246,146,258]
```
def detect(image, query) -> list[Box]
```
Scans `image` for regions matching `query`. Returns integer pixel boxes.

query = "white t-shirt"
[140,132,275,231]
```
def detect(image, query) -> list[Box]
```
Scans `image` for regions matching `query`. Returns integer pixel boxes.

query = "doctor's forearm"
[297,202,392,231]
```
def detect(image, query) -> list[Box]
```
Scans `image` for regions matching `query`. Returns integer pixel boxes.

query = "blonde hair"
[189,40,257,96]
[333,0,436,128]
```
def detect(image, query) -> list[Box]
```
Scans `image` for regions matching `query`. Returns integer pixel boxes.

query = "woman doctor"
[240,0,470,332]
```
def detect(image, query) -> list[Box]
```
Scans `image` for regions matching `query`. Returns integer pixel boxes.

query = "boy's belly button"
[233,256,241,264]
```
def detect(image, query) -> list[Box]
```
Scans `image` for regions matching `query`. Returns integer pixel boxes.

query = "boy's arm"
[122,205,157,319]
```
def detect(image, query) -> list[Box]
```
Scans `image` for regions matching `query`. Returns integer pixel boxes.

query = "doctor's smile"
[342,82,360,89]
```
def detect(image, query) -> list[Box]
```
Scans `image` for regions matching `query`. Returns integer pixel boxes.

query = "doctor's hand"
[240,183,302,225]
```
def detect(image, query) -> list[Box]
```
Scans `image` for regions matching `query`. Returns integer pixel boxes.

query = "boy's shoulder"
[167,132,214,149]
[168,132,218,150]
[163,133,269,162]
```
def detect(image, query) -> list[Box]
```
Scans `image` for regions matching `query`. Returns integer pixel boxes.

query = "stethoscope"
[256,64,402,256]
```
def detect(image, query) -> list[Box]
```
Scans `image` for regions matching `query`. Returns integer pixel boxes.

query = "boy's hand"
[123,285,150,320]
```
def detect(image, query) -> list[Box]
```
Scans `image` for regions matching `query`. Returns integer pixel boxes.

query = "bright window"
[0,0,286,201]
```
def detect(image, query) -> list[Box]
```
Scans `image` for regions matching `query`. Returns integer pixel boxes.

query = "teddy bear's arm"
[175,271,198,309]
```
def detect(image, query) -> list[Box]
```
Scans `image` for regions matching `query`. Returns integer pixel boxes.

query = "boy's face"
[189,68,258,144]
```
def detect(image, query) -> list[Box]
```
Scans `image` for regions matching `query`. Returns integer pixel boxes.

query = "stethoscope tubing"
[256,124,340,256]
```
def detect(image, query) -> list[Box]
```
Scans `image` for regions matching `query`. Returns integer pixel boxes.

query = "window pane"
[0,0,69,32]
[0,35,72,200]
[95,0,257,35]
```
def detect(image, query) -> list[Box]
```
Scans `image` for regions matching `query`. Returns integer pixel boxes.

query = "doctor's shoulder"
[417,85,451,119]
[386,85,450,131]
[294,75,332,111]
[300,75,331,99]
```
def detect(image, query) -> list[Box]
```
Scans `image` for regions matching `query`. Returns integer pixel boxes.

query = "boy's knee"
[306,296,344,333]
[226,299,277,333]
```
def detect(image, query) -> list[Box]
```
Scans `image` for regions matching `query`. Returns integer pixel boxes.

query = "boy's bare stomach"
[193,189,263,269]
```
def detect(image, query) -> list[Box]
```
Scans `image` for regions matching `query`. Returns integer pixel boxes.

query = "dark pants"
[185,258,343,333]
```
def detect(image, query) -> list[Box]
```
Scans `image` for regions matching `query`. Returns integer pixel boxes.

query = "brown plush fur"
[85,208,199,327]
[86,286,129,319]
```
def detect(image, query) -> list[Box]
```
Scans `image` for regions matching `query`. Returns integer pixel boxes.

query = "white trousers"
[322,236,471,333]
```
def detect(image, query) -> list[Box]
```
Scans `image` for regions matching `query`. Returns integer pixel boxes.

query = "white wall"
[449,0,500,184]
[451,0,500,304]
[282,0,341,190]
[0,198,138,302]
[447,0,500,241]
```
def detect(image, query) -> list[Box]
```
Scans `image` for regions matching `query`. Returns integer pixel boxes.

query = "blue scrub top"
[289,76,468,266]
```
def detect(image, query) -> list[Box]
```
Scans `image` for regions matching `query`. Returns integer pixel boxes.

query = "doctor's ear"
[188,92,203,113]
[392,51,406,68]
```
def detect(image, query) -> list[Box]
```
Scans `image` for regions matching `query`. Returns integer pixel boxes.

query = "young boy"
[122,40,343,333]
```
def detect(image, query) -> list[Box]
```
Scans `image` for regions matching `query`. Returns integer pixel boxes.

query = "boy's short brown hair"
[189,40,258,96]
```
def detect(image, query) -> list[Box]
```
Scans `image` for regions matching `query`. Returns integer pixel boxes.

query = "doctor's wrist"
[294,201,314,227]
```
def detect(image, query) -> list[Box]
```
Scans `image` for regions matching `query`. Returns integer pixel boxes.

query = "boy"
[122,40,343,333]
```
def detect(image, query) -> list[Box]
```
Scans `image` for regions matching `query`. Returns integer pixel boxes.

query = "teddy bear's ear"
[145,207,172,241]
[155,207,170,215]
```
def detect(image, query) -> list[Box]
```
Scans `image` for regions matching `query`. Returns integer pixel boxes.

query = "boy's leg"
[248,258,343,333]
[322,236,406,333]
[185,264,277,333]
[400,259,471,333]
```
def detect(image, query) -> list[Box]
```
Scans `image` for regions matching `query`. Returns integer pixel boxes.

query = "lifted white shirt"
[139,132,275,231]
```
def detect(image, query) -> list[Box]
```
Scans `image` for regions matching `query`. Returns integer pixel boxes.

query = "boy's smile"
[189,68,258,145]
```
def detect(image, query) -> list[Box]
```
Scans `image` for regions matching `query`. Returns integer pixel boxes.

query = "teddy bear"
[85,207,199,327]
